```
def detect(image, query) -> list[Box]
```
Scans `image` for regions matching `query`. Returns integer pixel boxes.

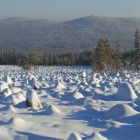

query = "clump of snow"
[81,70,86,78]
[10,87,22,94]
[72,90,84,99]
[0,82,9,94]
[26,89,42,109]
[67,132,82,140]
[7,117,26,125]
[72,97,96,106]
[1,104,16,113]
[4,93,25,105]
[86,132,108,140]
[43,104,61,115]
[1,88,12,98]
[3,75,12,85]
[115,82,137,101]
[55,80,66,91]
[105,104,138,118]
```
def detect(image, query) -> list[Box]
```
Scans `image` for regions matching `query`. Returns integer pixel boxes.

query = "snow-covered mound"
[67,132,82,140]
[55,80,66,91]
[10,87,22,94]
[1,88,12,98]
[105,104,139,118]
[4,92,25,105]
[43,104,61,115]
[86,132,108,140]
[72,97,96,106]
[0,104,16,113]
[72,90,84,99]
[3,75,12,85]
[81,70,86,78]
[115,82,137,101]
[7,117,26,125]
[0,82,9,94]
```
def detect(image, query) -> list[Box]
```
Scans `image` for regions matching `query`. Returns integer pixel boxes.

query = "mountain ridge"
[0,15,140,52]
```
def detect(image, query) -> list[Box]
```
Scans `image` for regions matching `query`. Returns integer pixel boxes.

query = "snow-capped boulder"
[26,89,42,109]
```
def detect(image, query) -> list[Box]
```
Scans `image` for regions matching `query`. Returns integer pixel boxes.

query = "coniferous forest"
[0,29,139,73]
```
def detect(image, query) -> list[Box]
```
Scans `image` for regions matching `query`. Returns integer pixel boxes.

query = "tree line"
[0,29,139,72]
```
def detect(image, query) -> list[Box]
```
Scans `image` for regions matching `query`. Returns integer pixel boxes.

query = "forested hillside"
[0,16,140,51]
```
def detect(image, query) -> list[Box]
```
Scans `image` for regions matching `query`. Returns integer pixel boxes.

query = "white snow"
[0,66,140,140]
[115,82,137,101]
[67,132,82,140]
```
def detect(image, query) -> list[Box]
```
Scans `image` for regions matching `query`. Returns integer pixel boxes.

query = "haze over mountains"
[0,15,140,52]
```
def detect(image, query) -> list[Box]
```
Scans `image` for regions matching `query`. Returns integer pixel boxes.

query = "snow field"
[0,66,140,139]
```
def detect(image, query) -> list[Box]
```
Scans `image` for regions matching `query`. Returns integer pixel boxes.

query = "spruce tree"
[104,39,113,72]
[134,29,140,72]
[93,38,107,72]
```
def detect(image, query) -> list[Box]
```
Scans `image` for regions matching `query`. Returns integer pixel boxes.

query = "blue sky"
[0,0,140,21]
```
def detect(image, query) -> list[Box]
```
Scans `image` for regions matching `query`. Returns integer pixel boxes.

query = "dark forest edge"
[0,45,133,69]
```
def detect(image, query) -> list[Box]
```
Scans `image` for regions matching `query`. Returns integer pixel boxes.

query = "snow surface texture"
[0,66,140,140]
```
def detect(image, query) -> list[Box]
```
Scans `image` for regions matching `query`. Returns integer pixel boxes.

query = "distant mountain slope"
[0,16,140,52]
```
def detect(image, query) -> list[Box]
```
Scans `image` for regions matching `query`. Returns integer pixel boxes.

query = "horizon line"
[0,15,140,22]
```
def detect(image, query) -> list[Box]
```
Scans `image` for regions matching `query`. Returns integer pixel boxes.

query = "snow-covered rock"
[26,89,42,109]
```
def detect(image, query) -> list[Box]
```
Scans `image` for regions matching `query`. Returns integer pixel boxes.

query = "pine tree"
[93,38,107,72]
[134,29,140,72]
[20,53,32,70]
[104,39,113,72]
